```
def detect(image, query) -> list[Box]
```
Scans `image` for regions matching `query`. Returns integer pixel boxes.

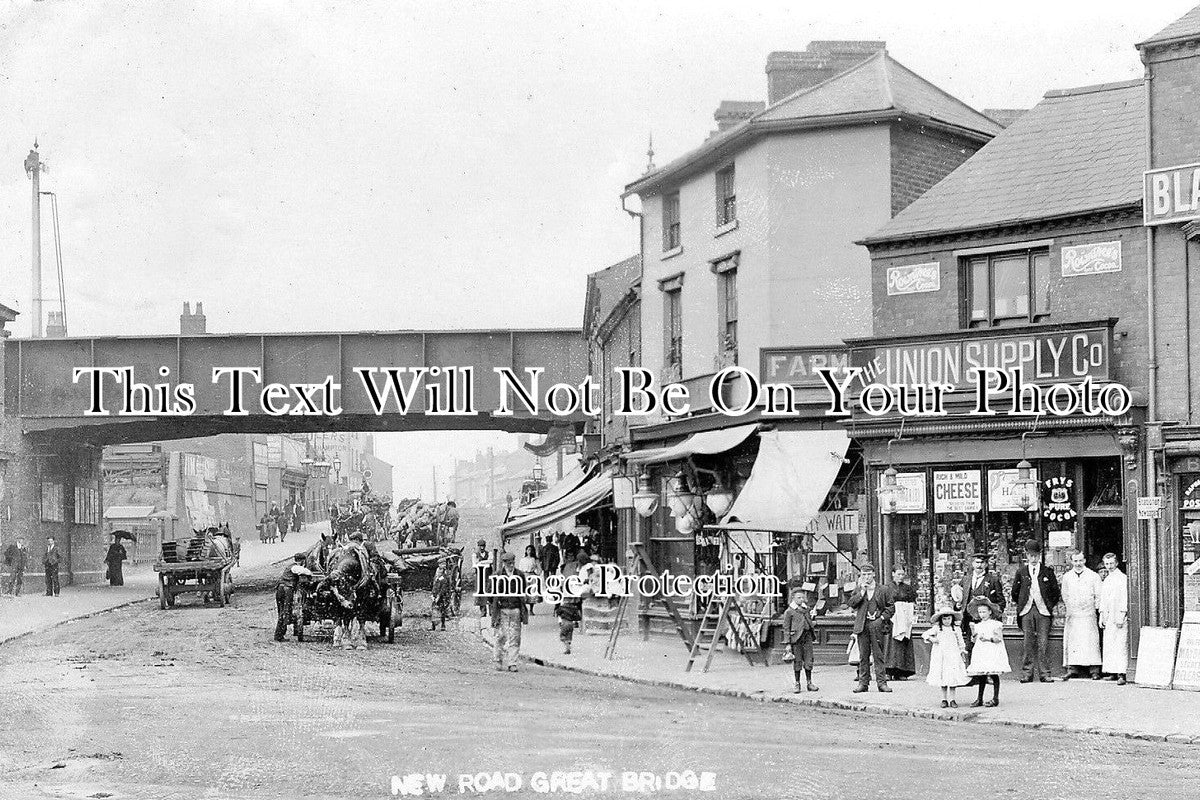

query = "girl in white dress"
[921,606,968,708]
[967,598,1011,707]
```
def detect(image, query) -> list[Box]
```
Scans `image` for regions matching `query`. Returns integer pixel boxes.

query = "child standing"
[555,590,583,654]
[966,598,1011,707]
[921,606,968,707]
[781,588,818,693]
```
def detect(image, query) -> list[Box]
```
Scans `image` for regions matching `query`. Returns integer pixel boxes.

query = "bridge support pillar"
[1,421,104,587]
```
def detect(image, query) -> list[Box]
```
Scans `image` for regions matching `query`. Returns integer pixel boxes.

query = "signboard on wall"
[1144,162,1200,226]
[803,510,861,536]
[1061,241,1122,277]
[886,262,940,295]
[850,323,1112,391]
[1172,615,1200,692]
[759,346,852,388]
[878,472,927,514]
[933,469,982,514]
[988,468,1040,512]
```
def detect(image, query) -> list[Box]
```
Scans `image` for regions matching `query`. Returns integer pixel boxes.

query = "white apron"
[1061,568,1102,667]
[1099,569,1129,674]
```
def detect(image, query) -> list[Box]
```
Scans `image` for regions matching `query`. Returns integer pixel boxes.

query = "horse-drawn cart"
[292,567,404,643]
[154,532,236,609]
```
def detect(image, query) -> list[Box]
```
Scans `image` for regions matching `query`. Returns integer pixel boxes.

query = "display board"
[1134,626,1179,689]
[1172,613,1200,691]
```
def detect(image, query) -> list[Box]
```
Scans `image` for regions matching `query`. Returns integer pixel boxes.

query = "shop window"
[963,249,1051,327]
[1082,457,1122,511]
[1181,474,1200,614]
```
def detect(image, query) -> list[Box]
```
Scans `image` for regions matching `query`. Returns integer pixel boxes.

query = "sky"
[0,0,1193,497]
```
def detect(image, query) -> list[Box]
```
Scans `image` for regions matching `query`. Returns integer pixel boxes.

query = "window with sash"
[715,258,738,359]
[664,288,682,371]
[963,249,1051,327]
[662,191,681,251]
[716,165,736,226]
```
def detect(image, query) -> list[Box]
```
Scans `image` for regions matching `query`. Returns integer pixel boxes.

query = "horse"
[324,541,385,649]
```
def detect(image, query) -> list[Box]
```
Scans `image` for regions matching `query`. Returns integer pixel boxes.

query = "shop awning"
[714,429,850,534]
[500,469,613,538]
[624,423,759,465]
[505,463,589,523]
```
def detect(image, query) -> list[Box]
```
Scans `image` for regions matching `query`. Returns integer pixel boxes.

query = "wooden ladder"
[603,543,694,660]
[685,595,763,673]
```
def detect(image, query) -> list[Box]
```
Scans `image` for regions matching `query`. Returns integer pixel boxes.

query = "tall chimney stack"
[180,301,207,335]
[765,41,886,105]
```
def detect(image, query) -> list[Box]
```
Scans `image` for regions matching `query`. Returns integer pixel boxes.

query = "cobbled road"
[1,571,1199,800]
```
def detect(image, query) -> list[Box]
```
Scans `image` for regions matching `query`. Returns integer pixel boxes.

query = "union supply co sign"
[1144,162,1200,226]
[850,324,1111,392]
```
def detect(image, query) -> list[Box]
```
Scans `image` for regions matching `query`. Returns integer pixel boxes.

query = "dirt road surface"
[1,559,1199,799]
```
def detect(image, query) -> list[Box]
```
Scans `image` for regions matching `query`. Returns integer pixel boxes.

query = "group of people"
[2,536,62,597]
[471,528,605,672]
[806,538,1131,707]
[259,500,304,544]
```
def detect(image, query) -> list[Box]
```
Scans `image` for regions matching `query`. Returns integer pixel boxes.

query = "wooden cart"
[292,571,404,643]
[154,533,235,609]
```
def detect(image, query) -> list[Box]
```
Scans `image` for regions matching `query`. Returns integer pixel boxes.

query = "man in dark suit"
[43,536,62,596]
[1012,538,1062,682]
[848,563,896,693]
[954,554,1005,657]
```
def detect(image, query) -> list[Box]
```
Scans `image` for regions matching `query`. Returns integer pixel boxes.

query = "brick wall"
[866,213,1148,395]
[889,123,983,216]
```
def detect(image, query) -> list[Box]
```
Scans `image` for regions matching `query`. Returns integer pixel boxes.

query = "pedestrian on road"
[966,598,1010,707]
[489,551,527,672]
[1061,552,1102,680]
[472,539,492,631]
[275,552,313,641]
[539,535,560,577]
[782,588,818,693]
[518,545,541,617]
[922,606,968,708]
[292,500,304,533]
[1012,538,1061,683]
[1099,552,1129,684]
[848,563,895,693]
[953,554,1006,660]
[555,587,582,654]
[104,535,128,586]
[885,567,917,681]
[43,536,62,596]
[3,537,28,595]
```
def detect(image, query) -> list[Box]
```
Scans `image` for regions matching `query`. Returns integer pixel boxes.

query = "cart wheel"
[158,576,168,610]
[385,590,398,643]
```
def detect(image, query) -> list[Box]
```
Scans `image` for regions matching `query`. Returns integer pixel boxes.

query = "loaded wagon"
[154,531,237,609]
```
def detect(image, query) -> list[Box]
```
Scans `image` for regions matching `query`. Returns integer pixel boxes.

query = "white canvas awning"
[624,423,758,465]
[715,429,850,534]
[505,463,589,524]
[500,470,613,538]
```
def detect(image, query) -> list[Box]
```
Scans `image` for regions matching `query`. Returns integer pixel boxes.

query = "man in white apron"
[1098,552,1129,685]
[1061,552,1102,680]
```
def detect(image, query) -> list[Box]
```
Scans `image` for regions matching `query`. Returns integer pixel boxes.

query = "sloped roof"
[758,51,1001,136]
[583,255,640,335]
[625,51,1001,197]
[862,79,1145,244]
[1139,4,1200,47]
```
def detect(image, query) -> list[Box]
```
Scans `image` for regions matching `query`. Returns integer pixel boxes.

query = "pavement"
[0,523,325,646]
[489,603,1200,745]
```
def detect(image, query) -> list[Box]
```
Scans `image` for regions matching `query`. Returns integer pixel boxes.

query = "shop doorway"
[1083,517,1123,571]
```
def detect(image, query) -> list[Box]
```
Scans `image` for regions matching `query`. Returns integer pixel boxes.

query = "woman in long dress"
[885,568,918,680]
[104,537,128,586]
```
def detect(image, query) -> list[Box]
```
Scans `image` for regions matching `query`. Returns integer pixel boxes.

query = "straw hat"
[967,597,1002,621]
[930,606,961,624]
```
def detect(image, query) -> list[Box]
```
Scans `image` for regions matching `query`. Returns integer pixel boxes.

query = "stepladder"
[685,594,765,672]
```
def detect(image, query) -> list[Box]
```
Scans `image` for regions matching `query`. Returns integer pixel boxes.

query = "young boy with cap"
[782,587,818,693]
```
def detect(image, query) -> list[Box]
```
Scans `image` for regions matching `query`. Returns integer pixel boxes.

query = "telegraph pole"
[24,142,44,338]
